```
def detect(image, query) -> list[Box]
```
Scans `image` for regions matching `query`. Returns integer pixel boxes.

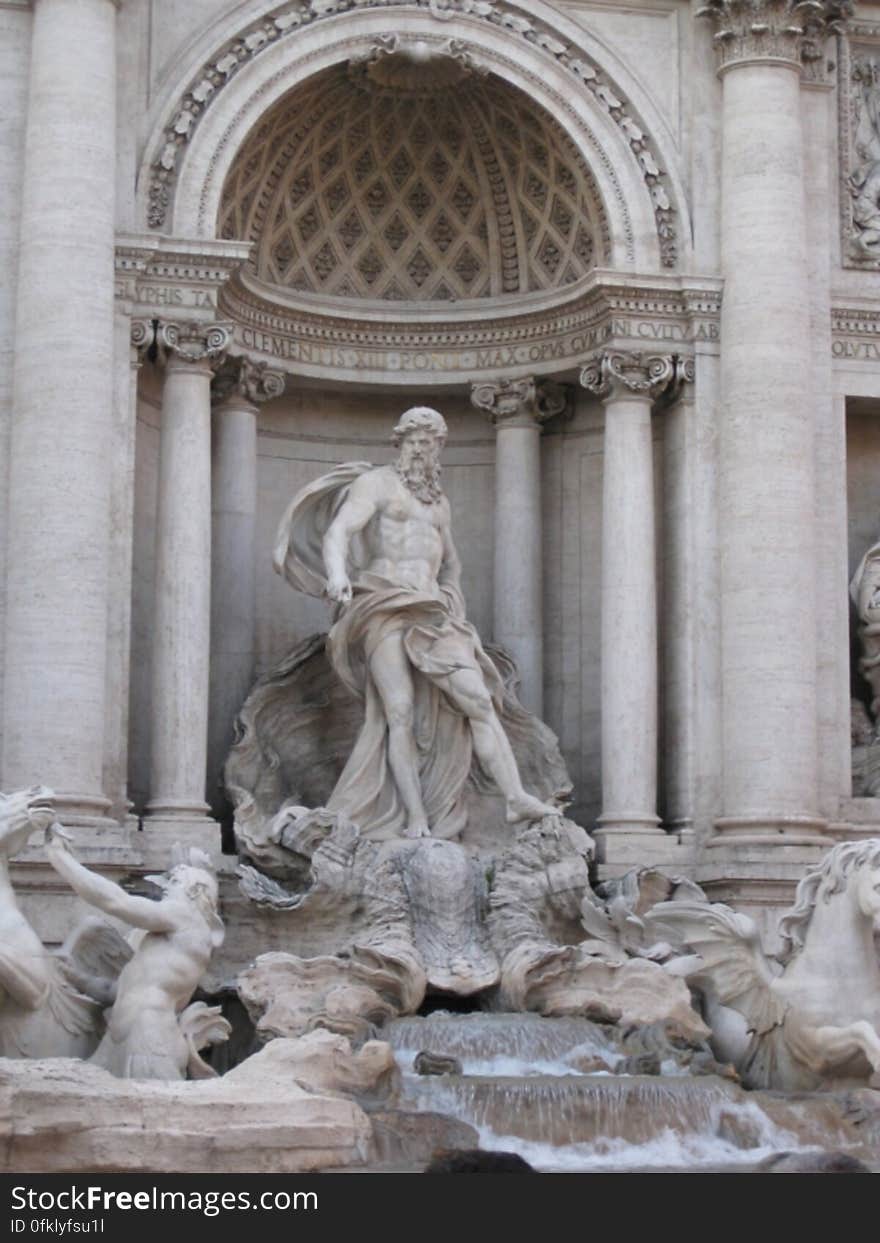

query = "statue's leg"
[799,1019,880,1084]
[441,669,558,824]
[369,631,430,837]
[0,945,51,1011]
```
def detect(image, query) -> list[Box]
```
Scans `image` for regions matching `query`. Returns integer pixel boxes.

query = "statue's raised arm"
[46,830,229,1080]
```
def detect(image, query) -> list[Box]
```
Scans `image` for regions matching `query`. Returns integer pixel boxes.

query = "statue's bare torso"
[361,466,448,594]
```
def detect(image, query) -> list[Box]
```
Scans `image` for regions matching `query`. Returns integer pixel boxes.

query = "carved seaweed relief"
[841,33,880,267]
[146,0,677,267]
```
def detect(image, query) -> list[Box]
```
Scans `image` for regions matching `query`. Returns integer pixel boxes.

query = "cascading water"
[387,1013,869,1172]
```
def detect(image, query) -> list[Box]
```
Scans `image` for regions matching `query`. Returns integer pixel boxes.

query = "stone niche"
[848,399,880,803]
[127,377,607,836]
[217,60,607,303]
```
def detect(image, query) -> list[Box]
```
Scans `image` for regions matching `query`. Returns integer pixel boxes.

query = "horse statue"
[0,786,131,1059]
[648,840,880,1091]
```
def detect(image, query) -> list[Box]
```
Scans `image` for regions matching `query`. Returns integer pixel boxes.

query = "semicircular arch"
[136,1,691,274]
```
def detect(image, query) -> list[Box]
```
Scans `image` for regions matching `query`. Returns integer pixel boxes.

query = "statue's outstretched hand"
[326,573,353,605]
[44,821,74,855]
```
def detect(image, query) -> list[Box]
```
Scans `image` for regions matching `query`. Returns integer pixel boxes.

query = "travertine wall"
[0,4,32,779]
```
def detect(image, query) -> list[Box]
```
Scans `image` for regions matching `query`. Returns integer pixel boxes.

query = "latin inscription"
[115,280,217,309]
[832,338,880,362]
[237,318,719,374]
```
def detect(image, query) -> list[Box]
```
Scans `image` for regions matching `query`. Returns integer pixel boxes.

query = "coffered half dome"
[218,56,609,306]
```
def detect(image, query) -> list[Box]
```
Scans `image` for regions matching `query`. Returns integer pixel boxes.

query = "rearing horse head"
[777,839,880,963]
[854,852,880,928]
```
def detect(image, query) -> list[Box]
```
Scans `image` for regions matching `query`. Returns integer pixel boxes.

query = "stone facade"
[3,0,880,956]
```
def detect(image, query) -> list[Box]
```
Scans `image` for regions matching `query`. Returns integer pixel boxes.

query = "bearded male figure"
[273,407,558,841]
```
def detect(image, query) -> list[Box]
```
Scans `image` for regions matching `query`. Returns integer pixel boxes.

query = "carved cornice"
[833,304,880,335]
[831,301,880,360]
[212,355,286,404]
[697,0,851,73]
[470,376,567,427]
[579,351,691,404]
[145,0,678,267]
[115,235,253,316]
[217,269,720,384]
[158,321,233,366]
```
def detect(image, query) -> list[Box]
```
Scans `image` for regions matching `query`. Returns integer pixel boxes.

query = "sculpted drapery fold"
[272,462,510,840]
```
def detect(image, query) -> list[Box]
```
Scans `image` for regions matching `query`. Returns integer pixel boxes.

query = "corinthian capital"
[580,352,690,403]
[158,320,233,365]
[212,356,286,406]
[471,377,567,428]
[697,0,851,73]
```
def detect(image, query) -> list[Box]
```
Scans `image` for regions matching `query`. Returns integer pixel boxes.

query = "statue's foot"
[403,821,431,839]
[505,794,559,825]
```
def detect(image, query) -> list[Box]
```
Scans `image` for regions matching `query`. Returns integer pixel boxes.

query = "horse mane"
[777,839,880,964]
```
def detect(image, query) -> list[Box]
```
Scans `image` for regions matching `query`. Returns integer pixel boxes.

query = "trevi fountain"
[3,0,880,1176]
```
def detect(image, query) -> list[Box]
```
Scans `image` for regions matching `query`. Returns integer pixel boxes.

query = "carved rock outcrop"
[238,947,426,1045]
[489,822,709,1042]
[0,1046,375,1174]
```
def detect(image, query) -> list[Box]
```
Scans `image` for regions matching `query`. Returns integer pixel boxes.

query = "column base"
[827,799,880,841]
[595,813,663,836]
[49,792,114,828]
[593,820,694,877]
[695,839,832,954]
[138,817,222,868]
[144,798,213,820]
[17,819,140,870]
[709,814,833,847]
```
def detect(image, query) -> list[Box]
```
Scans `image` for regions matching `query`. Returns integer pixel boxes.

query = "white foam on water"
[401,1075,813,1172]
[471,1124,815,1173]
[470,1100,812,1172]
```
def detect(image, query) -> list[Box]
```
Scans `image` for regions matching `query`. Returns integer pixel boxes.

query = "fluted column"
[581,352,684,838]
[3,0,119,822]
[471,378,565,716]
[700,0,844,843]
[145,322,231,827]
[207,358,285,818]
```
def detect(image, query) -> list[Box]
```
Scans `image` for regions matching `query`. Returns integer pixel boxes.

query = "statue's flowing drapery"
[273,464,507,840]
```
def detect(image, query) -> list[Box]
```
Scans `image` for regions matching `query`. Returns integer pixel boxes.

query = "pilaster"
[699,0,836,847]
